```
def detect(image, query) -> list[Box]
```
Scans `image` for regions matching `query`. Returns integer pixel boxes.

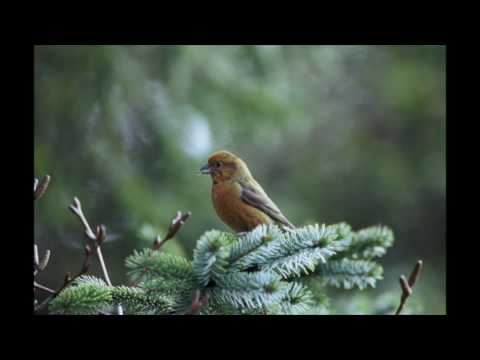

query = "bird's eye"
[215,161,222,168]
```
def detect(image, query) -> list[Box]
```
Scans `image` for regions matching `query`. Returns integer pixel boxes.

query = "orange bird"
[200,150,295,233]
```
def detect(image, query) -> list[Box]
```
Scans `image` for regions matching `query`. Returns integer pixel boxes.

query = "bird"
[200,150,295,233]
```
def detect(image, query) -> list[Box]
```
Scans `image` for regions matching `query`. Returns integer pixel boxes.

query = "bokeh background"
[34,45,446,314]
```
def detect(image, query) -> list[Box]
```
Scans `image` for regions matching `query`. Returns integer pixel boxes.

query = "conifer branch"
[35,179,399,316]
[39,222,400,315]
[49,276,112,315]
[395,260,423,315]
[153,211,191,250]
[315,258,383,290]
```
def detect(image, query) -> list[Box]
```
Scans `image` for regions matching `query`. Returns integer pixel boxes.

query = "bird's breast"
[211,181,272,232]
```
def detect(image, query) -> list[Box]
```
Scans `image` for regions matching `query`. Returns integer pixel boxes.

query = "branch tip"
[395,260,423,315]
[34,244,39,266]
[96,225,107,245]
[399,275,412,296]
[153,211,191,251]
[38,250,51,271]
[34,174,51,200]
[408,260,423,288]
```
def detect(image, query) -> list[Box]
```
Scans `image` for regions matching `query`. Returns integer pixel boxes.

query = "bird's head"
[200,150,251,183]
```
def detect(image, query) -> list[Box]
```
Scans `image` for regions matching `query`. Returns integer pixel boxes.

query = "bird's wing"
[239,178,295,229]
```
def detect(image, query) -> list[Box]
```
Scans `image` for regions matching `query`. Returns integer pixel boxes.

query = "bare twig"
[153,211,191,251]
[34,175,51,201]
[34,244,95,313]
[62,244,94,286]
[34,245,51,276]
[68,197,113,285]
[408,260,423,288]
[96,225,107,246]
[92,225,115,301]
[68,196,123,315]
[34,282,56,294]
[34,244,39,270]
[33,175,106,313]
[38,250,51,271]
[34,175,53,309]
[395,260,423,315]
[68,197,96,240]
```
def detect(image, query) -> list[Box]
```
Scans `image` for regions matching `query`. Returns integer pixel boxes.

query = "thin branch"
[153,211,191,251]
[96,248,113,285]
[68,197,123,314]
[34,282,56,294]
[408,260,423,288]
[68,197,113,285]
[38,250,51,271]
[34,175,51,201]
[34,244,95,313]
[35,296,54,313]
[395,260,423,315]
[68,197,96,240]
[93,225,113,288]
[34,244,39,271]
[34,245,51,277]
[96,224,107,246]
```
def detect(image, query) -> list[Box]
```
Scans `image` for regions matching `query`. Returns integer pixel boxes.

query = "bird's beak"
[200,164,212,175]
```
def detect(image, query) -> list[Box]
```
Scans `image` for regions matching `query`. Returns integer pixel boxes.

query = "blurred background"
[34,45,446,314]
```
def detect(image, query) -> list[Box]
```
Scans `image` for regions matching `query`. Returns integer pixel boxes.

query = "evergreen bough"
[49,223,394,315]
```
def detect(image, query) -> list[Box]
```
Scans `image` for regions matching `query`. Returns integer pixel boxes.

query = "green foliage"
[111,285,176,315]
[313,225,393,290]
[315,259,383,290]
[126,249,193,284]
[125,249,195,313]
[334,226,394,261]
[49,276,111,315]
[49,222,394,315]
[210,271,289,310]
[192,230,236,286]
